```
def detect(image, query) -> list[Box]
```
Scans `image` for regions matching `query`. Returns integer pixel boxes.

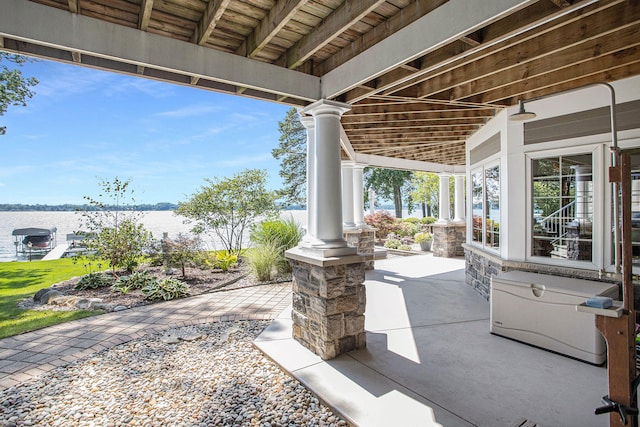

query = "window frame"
[468,160,501,253]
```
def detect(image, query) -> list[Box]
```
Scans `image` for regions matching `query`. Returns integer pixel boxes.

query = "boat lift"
[12,227,57,257]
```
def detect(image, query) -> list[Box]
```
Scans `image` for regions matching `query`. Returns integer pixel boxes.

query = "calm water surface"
[0,210,307,262]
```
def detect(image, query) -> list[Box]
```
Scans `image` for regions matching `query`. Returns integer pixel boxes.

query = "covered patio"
[257,253,608,427]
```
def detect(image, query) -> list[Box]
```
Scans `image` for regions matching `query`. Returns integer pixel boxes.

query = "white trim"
[0,0,320,102]
[353,153,465,173]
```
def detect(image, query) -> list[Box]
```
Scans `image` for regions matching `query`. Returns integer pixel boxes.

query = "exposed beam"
[343,109,494,123]
[322,0,536,99]
[190,76,200,85]
[343,122,483,132]
[278,0,387,69]
[192,0,233,46]
[408,1,640,100]
[67,0,78,14]
[138,0,154,31]
[71,51,81,63]
[449,25,640,101]
[0,0,320,103]
[340,126,356,161]
[353,153,466,173]
[236,0,308,58]
[137,65,145,75]
[549,0,572,7]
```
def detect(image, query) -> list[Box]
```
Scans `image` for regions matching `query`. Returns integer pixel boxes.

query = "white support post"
[453,174,465,223]
[298,99,356,257]
[342,161,356,230]
[300,115,318,245]
[353,164,368,228]
[438,174,451,223]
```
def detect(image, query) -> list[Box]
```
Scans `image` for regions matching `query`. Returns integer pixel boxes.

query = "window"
[471,165,500,250]
[531,154,593,262]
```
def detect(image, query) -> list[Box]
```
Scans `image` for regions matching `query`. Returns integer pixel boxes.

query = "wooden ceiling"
[4,0,640,167]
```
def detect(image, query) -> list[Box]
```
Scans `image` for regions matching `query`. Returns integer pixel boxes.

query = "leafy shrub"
[162,233,206,278]
[365,211,399,240]
[396,221,419,237]
[398,244,413,251]
[213,252,238,272]
[250,216,303,274]
[421,216,437,224]
[75,272,115,290]
[245,242,280,282]
[414,232,433,243]
[384,239,402,249]
[112,271,157,294]
[142,278,189,301]
[403,217,420,224]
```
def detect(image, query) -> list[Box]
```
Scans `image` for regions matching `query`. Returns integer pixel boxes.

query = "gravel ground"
[0,321,347,427]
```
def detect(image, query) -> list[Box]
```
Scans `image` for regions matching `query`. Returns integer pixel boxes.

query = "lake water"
[0,210,308,262]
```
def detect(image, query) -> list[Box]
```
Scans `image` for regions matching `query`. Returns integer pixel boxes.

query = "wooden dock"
[42,244,67,260]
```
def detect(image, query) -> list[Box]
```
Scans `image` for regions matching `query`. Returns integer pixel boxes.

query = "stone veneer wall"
[464,245,622,302]
[432,223,466,258]
[290,259,367,359]
[344,229,375,270]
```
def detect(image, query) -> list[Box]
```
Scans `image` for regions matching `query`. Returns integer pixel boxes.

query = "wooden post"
[595,152,637,427]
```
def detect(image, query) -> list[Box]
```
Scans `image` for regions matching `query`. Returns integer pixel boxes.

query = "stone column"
[341,161,356,230]
[438,174,451,223]
[453,174,465,223]
[353,164,367,229]
[286,100,369,360]
[300,115,318,244]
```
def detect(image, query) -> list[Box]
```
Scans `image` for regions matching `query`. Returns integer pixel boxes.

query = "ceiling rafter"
[139,0,154,31]
[192,0,233,46]
[68,0,78,14]
[277,0,387,69]
[236,0,309,58]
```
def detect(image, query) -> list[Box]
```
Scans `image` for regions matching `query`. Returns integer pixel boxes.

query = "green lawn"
[0,258,99,339]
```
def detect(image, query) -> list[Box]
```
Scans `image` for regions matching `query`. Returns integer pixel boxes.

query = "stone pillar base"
[286,247,368,360]
[344,228,376,270]
[432,223,466,257]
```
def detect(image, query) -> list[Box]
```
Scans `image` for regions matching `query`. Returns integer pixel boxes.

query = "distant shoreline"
[0,204,307,212]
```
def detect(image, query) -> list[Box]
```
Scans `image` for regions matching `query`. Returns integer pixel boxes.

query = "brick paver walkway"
[0,283,292,390]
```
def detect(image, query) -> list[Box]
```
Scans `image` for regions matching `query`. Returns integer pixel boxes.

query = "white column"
[342,161,356,230]
[300,99,355,255]
[299,115,318,244]
[437,174,451,223]
[353,164,368,228]
[453,174,465,223]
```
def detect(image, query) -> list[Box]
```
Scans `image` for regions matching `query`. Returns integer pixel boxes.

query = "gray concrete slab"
[256,253,610,427]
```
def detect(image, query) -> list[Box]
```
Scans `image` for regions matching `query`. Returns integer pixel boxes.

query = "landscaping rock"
[33,289,63,305]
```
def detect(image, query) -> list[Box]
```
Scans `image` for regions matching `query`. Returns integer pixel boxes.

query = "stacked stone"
[344,229,376,270]
[290,259,366,360]
[432,224,466,257]
[465,249,503,300]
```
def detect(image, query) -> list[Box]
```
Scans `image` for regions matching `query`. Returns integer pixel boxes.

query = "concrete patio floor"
[255,254,610,427]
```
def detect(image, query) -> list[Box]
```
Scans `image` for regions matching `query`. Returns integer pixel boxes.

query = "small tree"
[364,168,414,218]
[272,108,306,207]
[78,177,153,275]
[177,169,278,255]
[162,233,205,278]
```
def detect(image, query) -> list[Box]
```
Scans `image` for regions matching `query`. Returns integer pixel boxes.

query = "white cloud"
[155,104,222,118]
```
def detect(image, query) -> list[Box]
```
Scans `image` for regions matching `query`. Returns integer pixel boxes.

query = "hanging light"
[509,100,537,121]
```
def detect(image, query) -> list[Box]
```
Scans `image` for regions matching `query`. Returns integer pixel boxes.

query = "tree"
[364,168,414,218]
[177,169,278,255]
[79,177,153,275]
[162,233,205,278]
[411,172,456,218]
[272,108,306,207]
[1,53,38,135]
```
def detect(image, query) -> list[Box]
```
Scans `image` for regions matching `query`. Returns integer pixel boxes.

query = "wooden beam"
[278,0,387,69]
[137,65,145,75]
[71,51,81,63]
[409,1,640,100]
[450,24,640,101]
[192,0,232,46]
[190,76,200,85]
[68,0,78,14]
[347,102,496,116]
[460,30,483,47]
[549,0,572,7]
[343,109,494,122]
[138,0,154,31]
[236,0,309,58]
[474,47,640,104]
[343,121,484,131]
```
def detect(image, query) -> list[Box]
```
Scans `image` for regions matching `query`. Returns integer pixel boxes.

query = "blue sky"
[0,58,292,205]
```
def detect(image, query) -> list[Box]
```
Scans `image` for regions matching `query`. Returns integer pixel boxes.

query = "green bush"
[414,232,433,243]
[75,273,115,290]
[213,252,238,272]
[421,216,437,224]
[250,216,303,274]
[384,239,402,249]
[396,221,419,237]
[398,244,413,251]
[245,242,280,282]
[403,217,420,224]
[112,271,157,294]
[141,278,189,301]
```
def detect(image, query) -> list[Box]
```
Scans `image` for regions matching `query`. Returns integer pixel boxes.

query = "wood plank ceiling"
[5,0,640,166]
